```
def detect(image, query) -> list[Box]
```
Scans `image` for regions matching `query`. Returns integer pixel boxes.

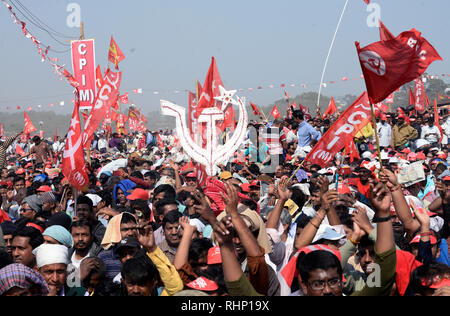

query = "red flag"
[323,97,338,118]
[15,144,25,156]
[62,100,89,190]
[111,110,119,122]
[250,102,262,117]
[24,112,36,134]
[345,140,360,163]
[409,87,415,106]
[108,36,125,69]
[83,70,122,147]
[434,99,444,143]
[379,20,395,41]
[363,0,370,4]
[398,108,410,125]
[54,127,58,142]
[385,93,394,104]
[119,93,129,104]
[284,90,290,100]
[414,78,425,113]
[196,57,224,118]
[140,113,147,124]
[271,105,281,119]
[291,102,298,109]
[157,134,164,147]
[96,65,103,91]
[425,92,431,111]
[356,29,442,104]
[305,92,372,168]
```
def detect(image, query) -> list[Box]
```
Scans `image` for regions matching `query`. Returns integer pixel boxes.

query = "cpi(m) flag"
[250,102,262,117]
[108,36,125,69]
[356,29,442,104]
[305,92,372,168]
[196,57,225,119]
[83,70,122,148]
[62,101,89,190]
[323,97,338,118]
[24,112,36,134]
[119,93,129,104]
[415,78,425,113]
[271,105,281,119]
[409,87,415,106]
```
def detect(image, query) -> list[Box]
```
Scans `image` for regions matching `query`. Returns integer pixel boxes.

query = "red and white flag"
[119,93,129,104]
[414,78,425,113]
[409,87,415,107]
[24,112,36,134]
[15,144,25,156]
[271,105,281,119]
[250,102,262,117]
[196,57,224,119]
[62,101,89,190]
[356,29,442,104]
[305,92,372,168]
[82,70,122,148]
[385,93,394,104]
[108,36,125,69]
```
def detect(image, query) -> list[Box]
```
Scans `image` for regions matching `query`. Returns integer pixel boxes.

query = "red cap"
[185,172,197,179]
[422,278,450,289]
[25,163,33,169]
[416,152,426,160]
[250,180,260,188]
[186,277,219,292]
[438,153,447,160]
[409,234,438,245]
[401,148,411,154]
[240,183,251,193]
[16,168,26,175]
[407,153,417,162]
[337,184,351,195]
[126,188,149,201]
[207,246,222,265]
[37,185,52,192]
[443,176,450,181]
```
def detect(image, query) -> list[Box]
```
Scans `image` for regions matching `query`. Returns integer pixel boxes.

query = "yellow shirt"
[147,247,184,296]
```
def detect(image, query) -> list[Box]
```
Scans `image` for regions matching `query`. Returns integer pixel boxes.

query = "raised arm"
[173,216,197,270]
[266,177,290,229]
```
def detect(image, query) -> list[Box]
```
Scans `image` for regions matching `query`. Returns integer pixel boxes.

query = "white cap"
[389,157,399,164]
[416,139,430,149]
[86,194,102,207]
[33,244,69,268]
[312,224,346,243]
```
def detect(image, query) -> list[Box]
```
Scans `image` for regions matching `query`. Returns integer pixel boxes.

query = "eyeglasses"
[307,278,341,291]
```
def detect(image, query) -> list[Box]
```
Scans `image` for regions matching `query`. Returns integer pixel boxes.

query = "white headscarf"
[33,244,69,268]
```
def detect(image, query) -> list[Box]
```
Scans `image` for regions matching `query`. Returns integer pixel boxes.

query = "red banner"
[71,39,96,111]
[415,78,425,113]
[82,70,122,147]
[24,112,36,134]
[305,92,372,167]
[62,101,89,190]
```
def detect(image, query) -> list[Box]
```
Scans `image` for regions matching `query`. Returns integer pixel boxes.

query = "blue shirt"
[297,121,321,147]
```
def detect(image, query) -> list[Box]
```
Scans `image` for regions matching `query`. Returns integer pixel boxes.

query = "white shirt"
[377,123,392,148]
[98,138,108,150]
[421,125,441,144]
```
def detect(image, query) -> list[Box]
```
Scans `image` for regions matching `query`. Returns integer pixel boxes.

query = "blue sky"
[0,0,448,115]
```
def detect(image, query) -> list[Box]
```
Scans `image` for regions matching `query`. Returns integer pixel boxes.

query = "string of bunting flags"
[2,73,449,112]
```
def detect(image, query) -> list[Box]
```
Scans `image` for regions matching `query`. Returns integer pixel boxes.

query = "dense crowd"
[0,106,449,297]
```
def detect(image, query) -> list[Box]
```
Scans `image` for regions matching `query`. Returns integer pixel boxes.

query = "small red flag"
[271,105,281,119]
[250,102,261,117]
[119,93,129,104]
[108,36,125,69]
[24,112,36,134]
[409,87,415,106]
[356,29,442,104]
[323,97,338,118]
[15,144,25,156]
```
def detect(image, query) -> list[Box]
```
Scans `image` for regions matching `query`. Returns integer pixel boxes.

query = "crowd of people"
[0,104,449,297]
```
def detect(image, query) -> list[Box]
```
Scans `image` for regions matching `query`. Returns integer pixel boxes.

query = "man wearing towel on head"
[33,244,70,296]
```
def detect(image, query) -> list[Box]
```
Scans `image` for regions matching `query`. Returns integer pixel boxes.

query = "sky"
[0,0,449,116]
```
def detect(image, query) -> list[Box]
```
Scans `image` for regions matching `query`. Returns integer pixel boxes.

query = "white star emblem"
[214,85,239,111]
[70,117,79,130]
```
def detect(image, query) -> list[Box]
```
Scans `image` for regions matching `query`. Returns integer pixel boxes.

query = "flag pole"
[370,102,383,171]
[287,159,306,185]
[316,0,350,112]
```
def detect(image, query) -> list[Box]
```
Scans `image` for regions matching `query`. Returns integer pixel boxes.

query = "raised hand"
[220,182,239,215]
[320,190,339,212]
[179,216,197,235]
[137,223,156,253]
[378,169,401,192]
[352,206,374,235]
[277,176,291,202]
[317,175,330,195]
[370,181,392,216]
[213,215,233,246]
[410,202,430,231]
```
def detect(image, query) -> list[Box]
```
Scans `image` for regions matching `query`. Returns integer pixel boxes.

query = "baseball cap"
[185,172,197,179]
[249,180,261,188]
[126,188,149,201]
[186,277,219,292]
[312,224,346,243]
[409,234,437,245]
[207,246,222,265]
[37,185,52,193]
[337,184,351,195]
[219,171,232,181]
[16,168,26,175]
[115,237,141,253]
[407,153,417,162]
[240,183,251,193]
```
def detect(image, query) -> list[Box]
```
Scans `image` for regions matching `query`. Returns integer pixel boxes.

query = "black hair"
[290,187,307,210]
[338,212,353,231]
[154,199,178,217]
[153,184,176,201]
[96,190,113,208]
[162,210,182,229]
[130,199,151,220]
[409,263,450,295]
[292,110,304,121]
[198,265,228,296]
[12,226,44,250]
[0,249,13,270]
[241,199,258,212]
[144,171,159,180]
[247,164,261,176]
[70,219,93,234]
[188,238,213,263]
[309,182,321,194]
[297,250,342,284]
[77,195,93,209]
[121,255,159,289]
[81,257,106,289]
[121,212,137,225]
[131,171,143,180]
[295,213,312,229]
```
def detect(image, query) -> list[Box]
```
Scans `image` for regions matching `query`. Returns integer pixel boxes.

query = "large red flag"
[271,105,281,119]
[344,140,360,163]
[379,20,395,41]
[24,112,36,134]
[196,57,224,119]
[62,101,89,190]
[323,97,338,118]
[305,92,372,168]
[82,70,122,147]
[414,78,425,113]
[356,29,442,104]
[434,99,444,143]
[108,36,125,69]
